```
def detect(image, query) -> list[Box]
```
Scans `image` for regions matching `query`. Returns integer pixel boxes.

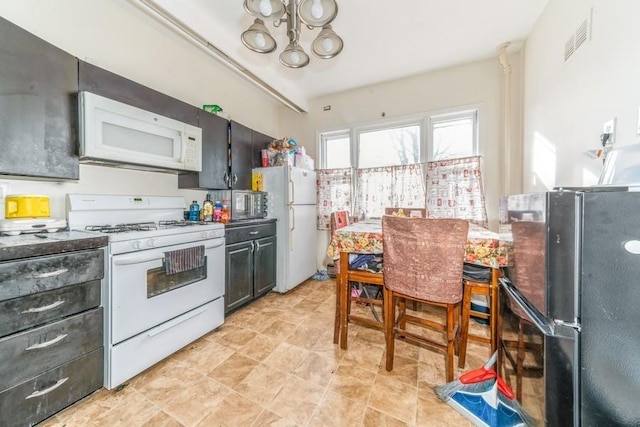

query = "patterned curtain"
[354,164,425,219]
[316,168,353,230]
[426,155,488,228]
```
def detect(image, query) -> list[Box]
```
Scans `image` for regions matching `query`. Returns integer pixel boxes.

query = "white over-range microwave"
[79,91,202,172]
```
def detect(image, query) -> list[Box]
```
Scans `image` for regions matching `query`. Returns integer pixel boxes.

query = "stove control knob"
[132,241,142,250]
[146,239,156,248]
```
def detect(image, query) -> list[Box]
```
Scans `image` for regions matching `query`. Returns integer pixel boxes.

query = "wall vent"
[564,16,591,62]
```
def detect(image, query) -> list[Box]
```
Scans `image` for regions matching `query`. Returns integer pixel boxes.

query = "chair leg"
[489,268,499,353]
[516,318,526,401]
[333,273,340,344]
[458,283,473,368]
[446,303,456,382]
[339,253,349,350]
[384,288,395,371]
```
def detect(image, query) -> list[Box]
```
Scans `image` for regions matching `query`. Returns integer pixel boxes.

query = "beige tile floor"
[38,278,523,427]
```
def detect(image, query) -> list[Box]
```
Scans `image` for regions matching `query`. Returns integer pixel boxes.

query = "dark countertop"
[0,231,108,262]
[224,218,276,229]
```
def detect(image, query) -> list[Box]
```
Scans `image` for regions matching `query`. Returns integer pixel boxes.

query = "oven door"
[109,237,224,344]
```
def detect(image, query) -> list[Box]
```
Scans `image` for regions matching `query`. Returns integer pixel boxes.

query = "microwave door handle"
[499,277,555,336]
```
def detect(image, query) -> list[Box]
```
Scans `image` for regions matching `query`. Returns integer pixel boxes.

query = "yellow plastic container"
[252,172,263,191]
[5,195,50,218]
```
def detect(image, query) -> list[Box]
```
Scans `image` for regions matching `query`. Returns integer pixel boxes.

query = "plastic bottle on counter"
[220,199,230,224]
[202,193,214,222]
[213,201,222,222]
[188,200,200,222]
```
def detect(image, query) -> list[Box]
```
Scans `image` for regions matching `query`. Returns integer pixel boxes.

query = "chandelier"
[241,0,343,68]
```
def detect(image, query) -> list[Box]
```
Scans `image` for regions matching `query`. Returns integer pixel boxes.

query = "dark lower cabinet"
[0,244,106,427]
[0,17,79,180]
[225,221,277,313]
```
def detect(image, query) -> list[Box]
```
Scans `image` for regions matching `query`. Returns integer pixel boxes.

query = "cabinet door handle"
[255,241,260,252]
[25,377,68,399]
[250,241,255,253]
[22,300,66,314]
[32,268,68,279]
[249,231,259,235]
[233,173,238,184]
[224,172,229,186]
[25,334,68,350]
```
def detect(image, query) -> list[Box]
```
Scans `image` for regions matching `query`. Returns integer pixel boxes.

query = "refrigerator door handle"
[289,205,295,250]
[289,178,295,205]
[499,277,556,336]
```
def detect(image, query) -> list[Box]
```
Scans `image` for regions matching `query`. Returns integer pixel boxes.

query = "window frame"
[426,107,479,161]
[318,105,480,169]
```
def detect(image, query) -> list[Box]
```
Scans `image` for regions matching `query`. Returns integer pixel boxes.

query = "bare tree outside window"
[358,125,420,168]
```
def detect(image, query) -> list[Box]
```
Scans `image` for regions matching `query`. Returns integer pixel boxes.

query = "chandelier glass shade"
[241,0,342,68]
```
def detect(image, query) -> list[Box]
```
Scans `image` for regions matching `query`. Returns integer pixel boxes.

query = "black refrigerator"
[498,187,640,426]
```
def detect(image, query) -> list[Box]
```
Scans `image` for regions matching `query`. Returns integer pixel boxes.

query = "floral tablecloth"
[327,220,512,268]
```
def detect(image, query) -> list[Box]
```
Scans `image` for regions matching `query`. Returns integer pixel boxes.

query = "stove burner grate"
[85,222,158,234]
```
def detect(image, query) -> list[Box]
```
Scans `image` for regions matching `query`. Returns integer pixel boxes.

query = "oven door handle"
[113,253,164,266]
[113,240,223,266]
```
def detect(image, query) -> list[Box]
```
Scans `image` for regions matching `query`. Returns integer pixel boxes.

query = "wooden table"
[327,219,512,349]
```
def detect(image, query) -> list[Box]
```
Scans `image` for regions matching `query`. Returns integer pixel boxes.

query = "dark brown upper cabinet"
[0,17,79,180]
[179,111,229,190]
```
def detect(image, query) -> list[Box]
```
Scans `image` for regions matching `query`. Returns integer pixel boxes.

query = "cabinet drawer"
[226,223,276,245]
[0,347,103,427]
[0,308,103,390]
[0,249,104,302]
[0,279,101,338]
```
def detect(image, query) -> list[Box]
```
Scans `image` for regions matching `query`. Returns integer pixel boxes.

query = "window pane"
[325,135,351,168]
[358,125,420,168]
[432,117,474,160]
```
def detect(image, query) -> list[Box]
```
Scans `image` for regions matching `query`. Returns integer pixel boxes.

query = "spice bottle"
[202,193,214,222]
[220,199,230,224]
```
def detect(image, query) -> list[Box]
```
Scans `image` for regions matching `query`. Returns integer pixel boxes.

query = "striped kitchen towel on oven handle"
[164,245,205,275]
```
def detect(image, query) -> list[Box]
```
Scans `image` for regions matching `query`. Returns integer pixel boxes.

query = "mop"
[434,351,535,427]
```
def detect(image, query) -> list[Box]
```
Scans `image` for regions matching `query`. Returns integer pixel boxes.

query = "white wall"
[282,56,523,268]
[522,0,640,191]
[0,0,282,217]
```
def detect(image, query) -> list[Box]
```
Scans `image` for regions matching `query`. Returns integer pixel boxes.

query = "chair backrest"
[511,221,546,315]
[382,216,469,304]
[384,207,427,218]
[330,210,351,235]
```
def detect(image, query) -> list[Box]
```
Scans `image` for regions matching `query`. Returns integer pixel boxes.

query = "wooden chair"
[384,207,427,218]
[499,221,545,400]
[382,216,469,382]
[457,264,498,369]
[330,210,352,344]
[328,210,352,279]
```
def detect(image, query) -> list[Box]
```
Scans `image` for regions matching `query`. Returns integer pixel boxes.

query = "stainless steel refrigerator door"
[579,191,640,425]
[500,277,577,426]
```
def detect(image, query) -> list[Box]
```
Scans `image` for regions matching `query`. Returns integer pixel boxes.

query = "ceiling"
[142,0,549,111]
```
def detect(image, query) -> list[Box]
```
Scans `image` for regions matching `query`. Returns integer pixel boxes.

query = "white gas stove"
[67,194,225,389]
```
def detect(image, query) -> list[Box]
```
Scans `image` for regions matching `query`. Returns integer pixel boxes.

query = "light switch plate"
[603,118,616,144]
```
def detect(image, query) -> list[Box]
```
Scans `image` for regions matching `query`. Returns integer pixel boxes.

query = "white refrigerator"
[253,165,317,293]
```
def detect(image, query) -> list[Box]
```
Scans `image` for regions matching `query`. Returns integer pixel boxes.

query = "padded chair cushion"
[462,263,492,283]
[382,216,468,304]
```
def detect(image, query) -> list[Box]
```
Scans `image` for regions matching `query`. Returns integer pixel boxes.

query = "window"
[319,107,478,168]
[429,110,478,160]
[321,131,351,169]
[357,124,420,168]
